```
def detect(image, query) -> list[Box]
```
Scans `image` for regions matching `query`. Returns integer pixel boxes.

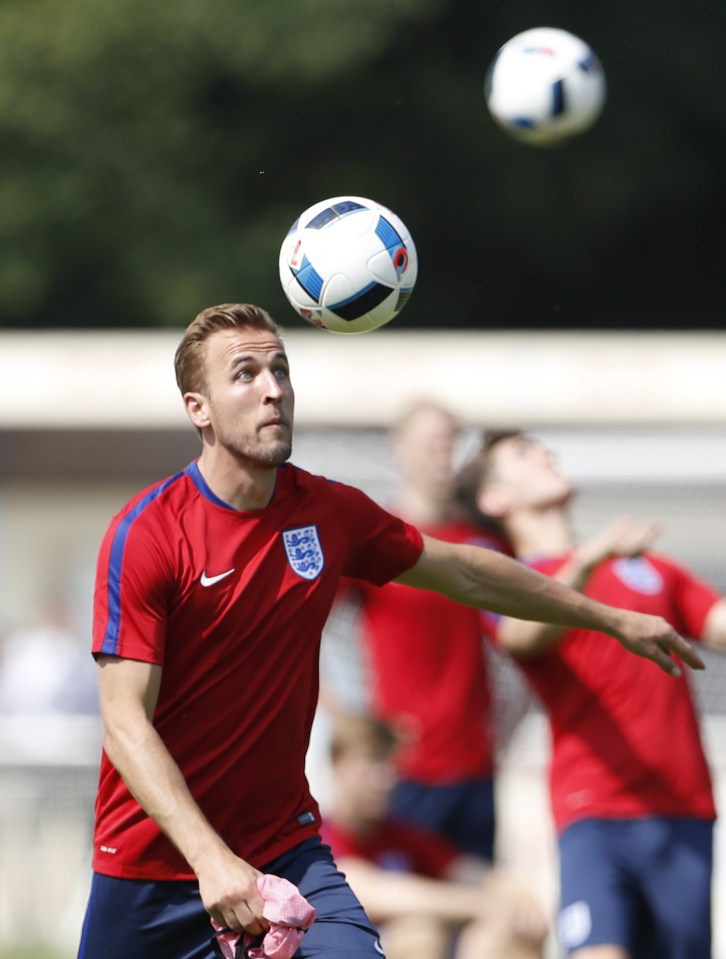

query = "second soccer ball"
[485,27,606,146]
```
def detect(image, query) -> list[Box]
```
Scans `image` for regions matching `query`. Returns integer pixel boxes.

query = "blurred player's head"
[390,401,460,514]
[329,714,400,827]
[458,430,573,528]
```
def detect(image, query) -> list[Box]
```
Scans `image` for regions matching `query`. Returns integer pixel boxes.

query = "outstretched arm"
[498,517,661,657]
[97,655,267,934]
[396,533,703,676]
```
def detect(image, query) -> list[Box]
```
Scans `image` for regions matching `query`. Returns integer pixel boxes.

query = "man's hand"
[576,516,661,574]
[613,609,705,676]
[197,849,268,935]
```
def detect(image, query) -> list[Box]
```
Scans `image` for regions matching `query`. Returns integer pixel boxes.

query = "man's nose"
[262,370,283,398]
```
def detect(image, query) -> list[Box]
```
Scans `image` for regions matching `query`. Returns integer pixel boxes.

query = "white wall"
[1,329,726,428]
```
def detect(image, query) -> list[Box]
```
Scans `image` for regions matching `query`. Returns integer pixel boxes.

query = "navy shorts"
[389,776,495,860]
[77,836,383,959]
[557,817,713,959]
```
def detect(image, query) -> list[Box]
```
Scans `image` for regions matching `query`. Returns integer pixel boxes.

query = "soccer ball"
[485,27,606,146]
[278,196,418,334]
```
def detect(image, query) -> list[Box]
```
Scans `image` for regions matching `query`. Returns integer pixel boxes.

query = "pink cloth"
[213,874,316,959]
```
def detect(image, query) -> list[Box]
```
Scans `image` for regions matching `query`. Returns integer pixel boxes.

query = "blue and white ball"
[278,196,418,334]
[485,27,606,146]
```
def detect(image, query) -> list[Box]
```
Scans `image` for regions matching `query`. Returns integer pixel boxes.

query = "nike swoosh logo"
[200,568,236,587]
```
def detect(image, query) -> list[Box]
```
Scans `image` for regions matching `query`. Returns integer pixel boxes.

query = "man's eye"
[237,369,253,380]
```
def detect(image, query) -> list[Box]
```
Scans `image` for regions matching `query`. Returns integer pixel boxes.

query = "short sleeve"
[92,510,170,663]
[653,554,721,641]
[331,483,423,585]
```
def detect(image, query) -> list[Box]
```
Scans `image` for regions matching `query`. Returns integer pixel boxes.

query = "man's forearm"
[401,537,623,631]
[398,536,703,675]
[497,549,612,656]
[103,716,228,872]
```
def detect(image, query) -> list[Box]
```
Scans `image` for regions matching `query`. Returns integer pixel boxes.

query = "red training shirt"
[322,816,459,879]
[91,461,423,880]
[354,521,508,783]
[493,552,719,832]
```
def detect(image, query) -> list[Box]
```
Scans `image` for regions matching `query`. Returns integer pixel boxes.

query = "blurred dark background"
[0,0,723,332]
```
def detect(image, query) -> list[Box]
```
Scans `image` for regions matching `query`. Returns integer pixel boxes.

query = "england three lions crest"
[282,525,325,580]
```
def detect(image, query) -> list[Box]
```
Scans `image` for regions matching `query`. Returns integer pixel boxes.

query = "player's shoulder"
[283,462,376,507]
[108,464,195,532]
[608,551,693,584]
[641,551,691,574]
[280,462,328,492]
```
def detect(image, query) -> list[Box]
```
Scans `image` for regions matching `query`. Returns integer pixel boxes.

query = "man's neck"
[505,506,576,559]
[196,449,278,511]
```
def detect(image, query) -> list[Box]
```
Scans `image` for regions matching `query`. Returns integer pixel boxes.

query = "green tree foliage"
[0,0,723,330]
[0,0,444,327]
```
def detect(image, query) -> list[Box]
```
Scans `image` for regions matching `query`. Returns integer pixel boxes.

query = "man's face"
[334,743,396,824]
[194,327,295,468]
[487,434,573,513]
[393,408,459,499]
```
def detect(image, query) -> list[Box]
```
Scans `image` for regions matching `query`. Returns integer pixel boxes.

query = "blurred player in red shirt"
[457,430,726,959]
[322,403,512,859]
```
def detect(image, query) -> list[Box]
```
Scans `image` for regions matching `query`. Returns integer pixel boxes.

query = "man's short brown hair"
[174,303,281,395]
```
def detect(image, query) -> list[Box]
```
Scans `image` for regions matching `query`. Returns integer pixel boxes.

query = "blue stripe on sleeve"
[100,470,186,655]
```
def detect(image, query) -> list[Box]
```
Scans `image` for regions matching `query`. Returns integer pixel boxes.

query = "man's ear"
[183,392,210,431]
[476,483,511,520]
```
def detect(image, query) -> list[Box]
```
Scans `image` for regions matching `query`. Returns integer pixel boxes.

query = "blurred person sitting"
[322,713,548,959]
